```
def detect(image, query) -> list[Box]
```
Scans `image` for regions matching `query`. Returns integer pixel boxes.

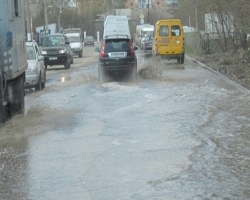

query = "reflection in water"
[0,137,29,200]
[61,76,65,83]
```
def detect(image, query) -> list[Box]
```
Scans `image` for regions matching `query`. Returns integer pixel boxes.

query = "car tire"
[35,73,42,91]
[41,70,46,89]
[79,51,83,58]
[180,53,185,64]
[45,64,47,70]
[64,60,70,69]
[130,66,137,82]
[98,67,106,84]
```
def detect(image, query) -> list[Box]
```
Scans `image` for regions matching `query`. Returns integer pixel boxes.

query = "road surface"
[0,46,250,200]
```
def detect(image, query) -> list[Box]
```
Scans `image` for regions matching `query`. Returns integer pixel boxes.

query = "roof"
[25,40,38,46]
[43,33,64,37]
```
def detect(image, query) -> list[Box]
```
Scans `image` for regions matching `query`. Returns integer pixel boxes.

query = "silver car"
[25,41,46,91]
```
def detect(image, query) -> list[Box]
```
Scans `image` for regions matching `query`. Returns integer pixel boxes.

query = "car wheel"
[130,66,137,82]
[45,64,47,70]
[180,53,185,64]
[35,73,42,91]
[98,66,106,84]
[79,51,83,58]
[41,70,46,89]
[177,57,180,64]
[64,60,70,69]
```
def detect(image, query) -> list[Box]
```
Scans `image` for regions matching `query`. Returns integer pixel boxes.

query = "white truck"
[0,0,28,123]
[103,15,130,39]
[135,24,154,48]
[140,25,154,48]
[63,28,83,57]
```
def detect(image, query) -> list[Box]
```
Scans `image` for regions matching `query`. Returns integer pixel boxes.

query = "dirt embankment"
[190,50,250,90]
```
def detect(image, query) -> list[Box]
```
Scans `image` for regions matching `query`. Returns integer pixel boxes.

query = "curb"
[186,55,249,94]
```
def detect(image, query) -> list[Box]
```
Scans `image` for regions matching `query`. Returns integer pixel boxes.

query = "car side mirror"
[94,47,100,52]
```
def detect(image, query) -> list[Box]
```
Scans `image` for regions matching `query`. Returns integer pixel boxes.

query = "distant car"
[41,33,72,69]
[25,41,46,91]
[84,36,94,46]
[142,36,153,52]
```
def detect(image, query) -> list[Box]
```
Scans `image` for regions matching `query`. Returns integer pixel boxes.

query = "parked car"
[95,35,138,83]
[142,35,153,52]
[25,41,46,91]
[84,36,94,46]
[41,33,73,69]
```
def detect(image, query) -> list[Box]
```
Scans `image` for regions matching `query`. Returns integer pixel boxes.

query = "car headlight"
[41,50,47,55]
[59,49,66,54]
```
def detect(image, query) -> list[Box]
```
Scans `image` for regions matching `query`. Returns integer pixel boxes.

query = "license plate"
[110,53,125,58]
[49,57,57,60]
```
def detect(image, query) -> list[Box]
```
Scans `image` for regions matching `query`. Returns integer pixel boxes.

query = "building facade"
[124,0,177,10]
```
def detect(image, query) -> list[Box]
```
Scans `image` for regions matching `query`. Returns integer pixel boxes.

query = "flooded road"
[0,48,250,200]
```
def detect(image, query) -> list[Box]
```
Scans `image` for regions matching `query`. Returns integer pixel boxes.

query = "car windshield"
[105,39,129,52]
[67,36,80,43]
[42,36,65,47]
[85,36,93,40]
[26,46,36,60]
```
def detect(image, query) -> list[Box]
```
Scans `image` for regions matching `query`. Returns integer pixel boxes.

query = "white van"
[103,15,130,39]
[63,28,83,57]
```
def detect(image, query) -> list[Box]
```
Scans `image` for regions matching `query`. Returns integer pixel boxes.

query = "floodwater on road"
[0,53,250,200]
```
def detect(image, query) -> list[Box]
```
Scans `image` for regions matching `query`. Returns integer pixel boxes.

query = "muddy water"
[0,53,250,199]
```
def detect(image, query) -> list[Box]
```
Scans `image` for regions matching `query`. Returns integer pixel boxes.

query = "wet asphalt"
[0,47,250,200]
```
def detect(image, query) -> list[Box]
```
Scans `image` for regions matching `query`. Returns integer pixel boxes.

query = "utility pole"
[25,0,31,41]
[194,0,198,31]
[43,0,48,34]
[58,8,62,33]
[140,0,142,15]
[55,0,64,33]
[147,0,149,24]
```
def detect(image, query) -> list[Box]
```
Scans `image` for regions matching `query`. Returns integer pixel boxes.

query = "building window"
[157,1,160,5]
[13,0,19,17]
[131,3,133,6]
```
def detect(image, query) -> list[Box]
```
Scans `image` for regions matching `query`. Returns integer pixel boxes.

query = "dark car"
[95,35,138,83]
[84,36,94,46]
[142,35,153,52]
[41,34,73,69]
